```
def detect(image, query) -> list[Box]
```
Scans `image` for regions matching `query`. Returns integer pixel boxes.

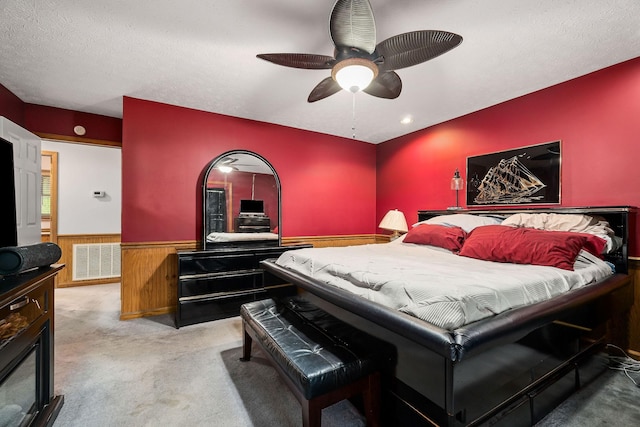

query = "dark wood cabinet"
[0,265,64,427]
[176,244,311,328]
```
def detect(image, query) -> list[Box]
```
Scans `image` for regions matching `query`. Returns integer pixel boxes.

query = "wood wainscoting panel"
[56,234,121,287]
[120,241,197,320]
[628,258,640,356]
[120,235,386,320]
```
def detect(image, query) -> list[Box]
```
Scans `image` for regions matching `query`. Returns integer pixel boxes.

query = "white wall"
[41,140,121,235]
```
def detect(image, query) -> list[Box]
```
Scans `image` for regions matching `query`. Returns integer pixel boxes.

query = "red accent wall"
[24,104,122,142]
[377,57,640,256]
[0,83,25,126]
[122,97,377,243]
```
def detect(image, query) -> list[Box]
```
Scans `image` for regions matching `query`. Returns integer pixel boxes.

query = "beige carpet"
[53,283,364,427]
[53,283,640,427]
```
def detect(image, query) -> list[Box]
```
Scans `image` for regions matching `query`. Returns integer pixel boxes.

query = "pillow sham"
[412,214,503,233]
[458,225,601,270]
[573,233,607,258]
[403,224,467,252]
[502,213,615,236]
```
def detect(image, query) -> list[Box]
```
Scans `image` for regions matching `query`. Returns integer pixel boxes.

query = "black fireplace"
[0,340,39,425]
[0,266,64,427]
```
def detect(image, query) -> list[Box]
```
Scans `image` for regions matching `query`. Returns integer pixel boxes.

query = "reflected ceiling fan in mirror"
[217,157,248,173]
[257,0,463,102]
[216,155,274,174]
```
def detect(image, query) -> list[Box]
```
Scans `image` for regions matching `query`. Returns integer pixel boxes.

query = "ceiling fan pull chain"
[352,93,356,139]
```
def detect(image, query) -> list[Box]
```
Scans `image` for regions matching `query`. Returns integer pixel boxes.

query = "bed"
[261,206,635,426]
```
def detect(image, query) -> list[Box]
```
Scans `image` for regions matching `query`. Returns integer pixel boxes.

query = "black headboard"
[417,206,634,274]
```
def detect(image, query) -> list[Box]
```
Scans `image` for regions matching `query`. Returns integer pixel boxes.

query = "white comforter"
[275,242,613,330]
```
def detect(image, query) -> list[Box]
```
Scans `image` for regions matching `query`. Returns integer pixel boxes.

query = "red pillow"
[459,225,595,271]
[574,233,607,258]
[403,224,467,252]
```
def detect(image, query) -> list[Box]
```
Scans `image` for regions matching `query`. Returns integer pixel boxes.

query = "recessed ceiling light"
[400,116,413,125]
[73,125,86,136]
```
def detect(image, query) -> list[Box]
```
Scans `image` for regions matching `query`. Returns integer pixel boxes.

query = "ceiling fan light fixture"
[331,58,378,93]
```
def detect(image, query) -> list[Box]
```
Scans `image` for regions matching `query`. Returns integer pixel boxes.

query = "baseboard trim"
[120,306,174,321]
[626,348,640,360]
[57,277,121,288]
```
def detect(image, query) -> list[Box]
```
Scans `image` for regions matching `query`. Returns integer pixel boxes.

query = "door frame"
[41,150,58,244]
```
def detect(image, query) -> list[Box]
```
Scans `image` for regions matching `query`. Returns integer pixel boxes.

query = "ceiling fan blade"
[330,0,376,54]
[363,72,402,99]
[217,161,238,171]
[308,77,342,102]
[376,30,463,71]
[257,53,335,69]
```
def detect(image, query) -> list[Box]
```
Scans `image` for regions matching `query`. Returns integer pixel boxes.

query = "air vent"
[72,243,121,281]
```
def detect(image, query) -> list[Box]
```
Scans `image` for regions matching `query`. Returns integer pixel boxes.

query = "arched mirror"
[202,150,281,249]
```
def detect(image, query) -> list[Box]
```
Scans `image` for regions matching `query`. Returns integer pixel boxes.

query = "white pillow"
[501,213,619,253]
[412,214,503,233]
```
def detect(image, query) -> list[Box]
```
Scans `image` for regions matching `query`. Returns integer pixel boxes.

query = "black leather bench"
[240,297,396,427]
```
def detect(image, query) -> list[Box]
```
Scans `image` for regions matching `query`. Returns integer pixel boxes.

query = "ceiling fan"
[257,0,463,102]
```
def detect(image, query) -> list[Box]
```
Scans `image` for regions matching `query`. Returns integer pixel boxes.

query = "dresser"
[176,244,311,328]
[234,216,271,233]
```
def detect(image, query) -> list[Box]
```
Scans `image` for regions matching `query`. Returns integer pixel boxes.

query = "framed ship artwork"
[466,141,561,206]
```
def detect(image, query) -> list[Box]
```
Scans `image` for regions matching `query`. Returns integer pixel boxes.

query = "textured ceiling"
[1,1,639,144]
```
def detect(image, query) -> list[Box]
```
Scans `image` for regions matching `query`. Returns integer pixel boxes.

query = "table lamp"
[379,209,408,240]
[449,168,464,210]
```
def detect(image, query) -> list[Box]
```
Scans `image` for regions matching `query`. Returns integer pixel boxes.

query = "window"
[41,171,51,219]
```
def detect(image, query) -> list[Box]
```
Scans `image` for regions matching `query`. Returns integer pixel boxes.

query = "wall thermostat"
[93,191,106,198]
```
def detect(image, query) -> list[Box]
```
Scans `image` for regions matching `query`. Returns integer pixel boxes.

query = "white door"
[0,117,41,246]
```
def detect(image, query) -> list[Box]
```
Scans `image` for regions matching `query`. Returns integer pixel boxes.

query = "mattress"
[275,242,613,330]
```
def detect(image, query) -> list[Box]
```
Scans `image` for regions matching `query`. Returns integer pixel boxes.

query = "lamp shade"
[378,209,408,233]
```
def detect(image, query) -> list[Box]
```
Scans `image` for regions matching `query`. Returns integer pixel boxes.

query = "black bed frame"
[261,206,635,426]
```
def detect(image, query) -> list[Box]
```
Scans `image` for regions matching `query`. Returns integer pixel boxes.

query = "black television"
[0,136,17,248]
[240,199,264,215]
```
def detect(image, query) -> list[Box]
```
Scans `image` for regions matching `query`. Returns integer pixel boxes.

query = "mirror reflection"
[203,150,281,249]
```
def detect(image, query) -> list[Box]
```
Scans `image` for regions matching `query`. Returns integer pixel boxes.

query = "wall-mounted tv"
[0,137,17,248]
[240,199,264,215]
